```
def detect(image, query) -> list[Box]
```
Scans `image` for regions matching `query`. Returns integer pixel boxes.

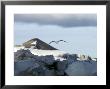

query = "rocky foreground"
[14,49,97,76]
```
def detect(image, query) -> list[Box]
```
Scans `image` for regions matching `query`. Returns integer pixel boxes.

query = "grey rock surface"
[14,59,35,75]
[14,49,97,76]
[65,60,97,76]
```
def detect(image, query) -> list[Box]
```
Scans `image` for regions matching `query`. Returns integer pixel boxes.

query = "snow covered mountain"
[14,38,96,60]
[22,38,57,50]
[15,38,67,58]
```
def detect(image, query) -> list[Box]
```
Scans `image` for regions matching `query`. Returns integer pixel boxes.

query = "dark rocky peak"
[22,38,57,50]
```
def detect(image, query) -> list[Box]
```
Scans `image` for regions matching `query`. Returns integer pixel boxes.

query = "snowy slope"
[14,46,66,56]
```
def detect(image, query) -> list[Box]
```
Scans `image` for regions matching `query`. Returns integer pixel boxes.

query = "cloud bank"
[14,14,97,27]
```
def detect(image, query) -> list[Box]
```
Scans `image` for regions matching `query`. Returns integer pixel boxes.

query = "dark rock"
[14,59,35,75]
[44,69,55,76]
[39,55,55,65]
[33,66,45,76]
[14,49,97,76]
[65,61,97,76]
[56,70,65,76]
[27,63,40,72]
[14,49,34,61]
[22,38,57,50]
[56,61,67,70]
[61,54,77,60]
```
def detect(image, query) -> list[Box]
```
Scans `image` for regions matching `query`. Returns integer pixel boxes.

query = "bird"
[49,41,58,44]
[49,40,68,44]
[57,40,67,43]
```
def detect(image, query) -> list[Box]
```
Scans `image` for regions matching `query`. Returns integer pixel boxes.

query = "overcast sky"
[14,14,97,27]
[14,14,97,57]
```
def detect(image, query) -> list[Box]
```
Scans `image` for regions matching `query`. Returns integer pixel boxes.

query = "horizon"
[14,14,97,57]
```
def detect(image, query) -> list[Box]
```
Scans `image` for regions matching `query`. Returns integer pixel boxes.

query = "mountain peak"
[22,38,57,50]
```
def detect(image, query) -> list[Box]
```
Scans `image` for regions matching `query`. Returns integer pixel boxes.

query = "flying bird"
[57,40,67,43]
[49,40,68,44]
[49,41,58,44]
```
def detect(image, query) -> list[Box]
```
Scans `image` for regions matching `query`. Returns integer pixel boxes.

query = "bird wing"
[57,40,67,43]
[49,41,57,44]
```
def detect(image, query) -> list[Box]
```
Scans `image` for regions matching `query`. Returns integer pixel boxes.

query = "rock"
[53,61,67,76]
[14,59,35,75]
[32,71,39,76]
[56,70,65,76]
[39,55,55,65]
[79,55,85,60]
[14,49,97,76]
[65,60,97,76]
[77,54,92,61]
[64,59,75,65]
[44,69,55,76]
[28,66,41,76]
[33,66,45,76]
[14,49,34,61]
[61,53,77,61]
[56,61,67,70]
[28,64,48,76]
[92,58,97,61]
[27,63,40,72]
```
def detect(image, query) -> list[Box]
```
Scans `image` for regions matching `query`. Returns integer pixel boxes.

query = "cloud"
[14,14,97,27]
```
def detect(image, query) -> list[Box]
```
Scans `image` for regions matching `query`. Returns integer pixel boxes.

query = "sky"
[14,14,97,57]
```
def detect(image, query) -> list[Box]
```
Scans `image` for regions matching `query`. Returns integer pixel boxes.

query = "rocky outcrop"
[22,38,57,50]
[14,49,97,76]
[65,61,97,76]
